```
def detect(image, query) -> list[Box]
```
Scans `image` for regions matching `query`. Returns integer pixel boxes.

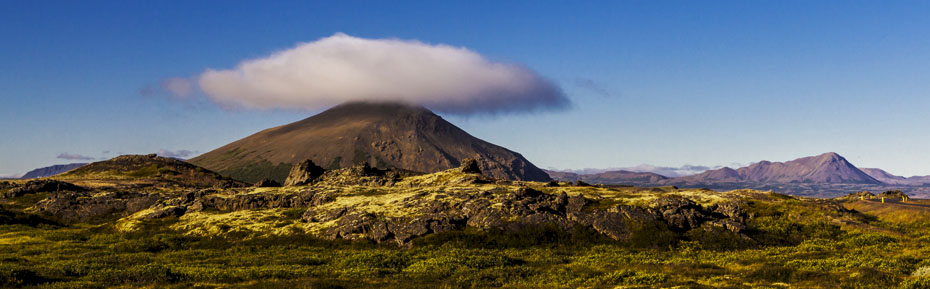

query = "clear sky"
[2,1,930,177]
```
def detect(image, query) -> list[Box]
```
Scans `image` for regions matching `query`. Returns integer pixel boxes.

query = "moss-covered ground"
[2,188,930,288]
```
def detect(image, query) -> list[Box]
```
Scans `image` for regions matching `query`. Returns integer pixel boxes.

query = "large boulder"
[284,160,326,186]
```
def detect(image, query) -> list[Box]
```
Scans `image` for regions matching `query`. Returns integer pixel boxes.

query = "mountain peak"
[672,152,880,185]
[326,101,431,116]
[190,102,551,183]
[815,152,844,161]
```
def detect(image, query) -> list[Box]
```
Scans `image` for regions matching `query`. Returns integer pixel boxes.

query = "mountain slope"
[861,168,930,186]
[189,102,552,183]
[671,152,880,185]
[21,163,87,179]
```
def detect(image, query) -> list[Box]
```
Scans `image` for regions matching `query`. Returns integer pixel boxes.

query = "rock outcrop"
[298,187,749,245]
[254,179,281,187]
[34,190,159,222]
[0,180,84,198]
[313,163,420,187]
[283,160,326,186]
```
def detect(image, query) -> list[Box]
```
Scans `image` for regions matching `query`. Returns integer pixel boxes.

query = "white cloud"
[555,164,722,177]
[623,164,721,177]
[57,153,95,161]
[158,149,197,159]
[0,172,23,179]
[195,33,569,114]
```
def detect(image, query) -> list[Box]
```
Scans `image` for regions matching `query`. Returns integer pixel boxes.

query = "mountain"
[189,102,552,183]
[861,168,930,186]
[671,152,880,185]
[543,170,580,181]
[21,163,87,179]
[544,169,668,184]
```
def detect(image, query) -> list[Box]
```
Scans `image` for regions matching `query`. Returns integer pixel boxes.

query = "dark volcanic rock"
[314,163,419,187]
[144,206,187,219]
[187,190,329,212]
[879,190,909,199]
[458,158,482,174]
[653,197,709,232]
[34,191,160,222]
[284,160,326,186]
[1,180,84,198]
[293,187,754,246]
[254,179,281,187]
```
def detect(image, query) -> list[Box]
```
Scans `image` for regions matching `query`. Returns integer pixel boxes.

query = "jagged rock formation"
[283,160,326,186]
[189,101,552,183]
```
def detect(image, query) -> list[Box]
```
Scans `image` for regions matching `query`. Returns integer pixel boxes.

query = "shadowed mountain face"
[190,102,552,183]
[672,152,880,185]
[21,163,87,179]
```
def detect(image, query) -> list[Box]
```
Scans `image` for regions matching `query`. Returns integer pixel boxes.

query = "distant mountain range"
[859,168,930,186]
[20,163,87,179]
[547,152,930,198]
[544,169,669,184]
[669,152,880,185]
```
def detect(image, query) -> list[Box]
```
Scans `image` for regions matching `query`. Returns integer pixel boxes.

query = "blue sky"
[2,1,930,177]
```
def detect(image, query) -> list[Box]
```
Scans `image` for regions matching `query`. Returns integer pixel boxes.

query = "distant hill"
[190,102,552,183]
[671,152,880,185]
[545,169,668,184]
[56,154,246,188]
[543,170,581,181]
[21,163,87,179]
